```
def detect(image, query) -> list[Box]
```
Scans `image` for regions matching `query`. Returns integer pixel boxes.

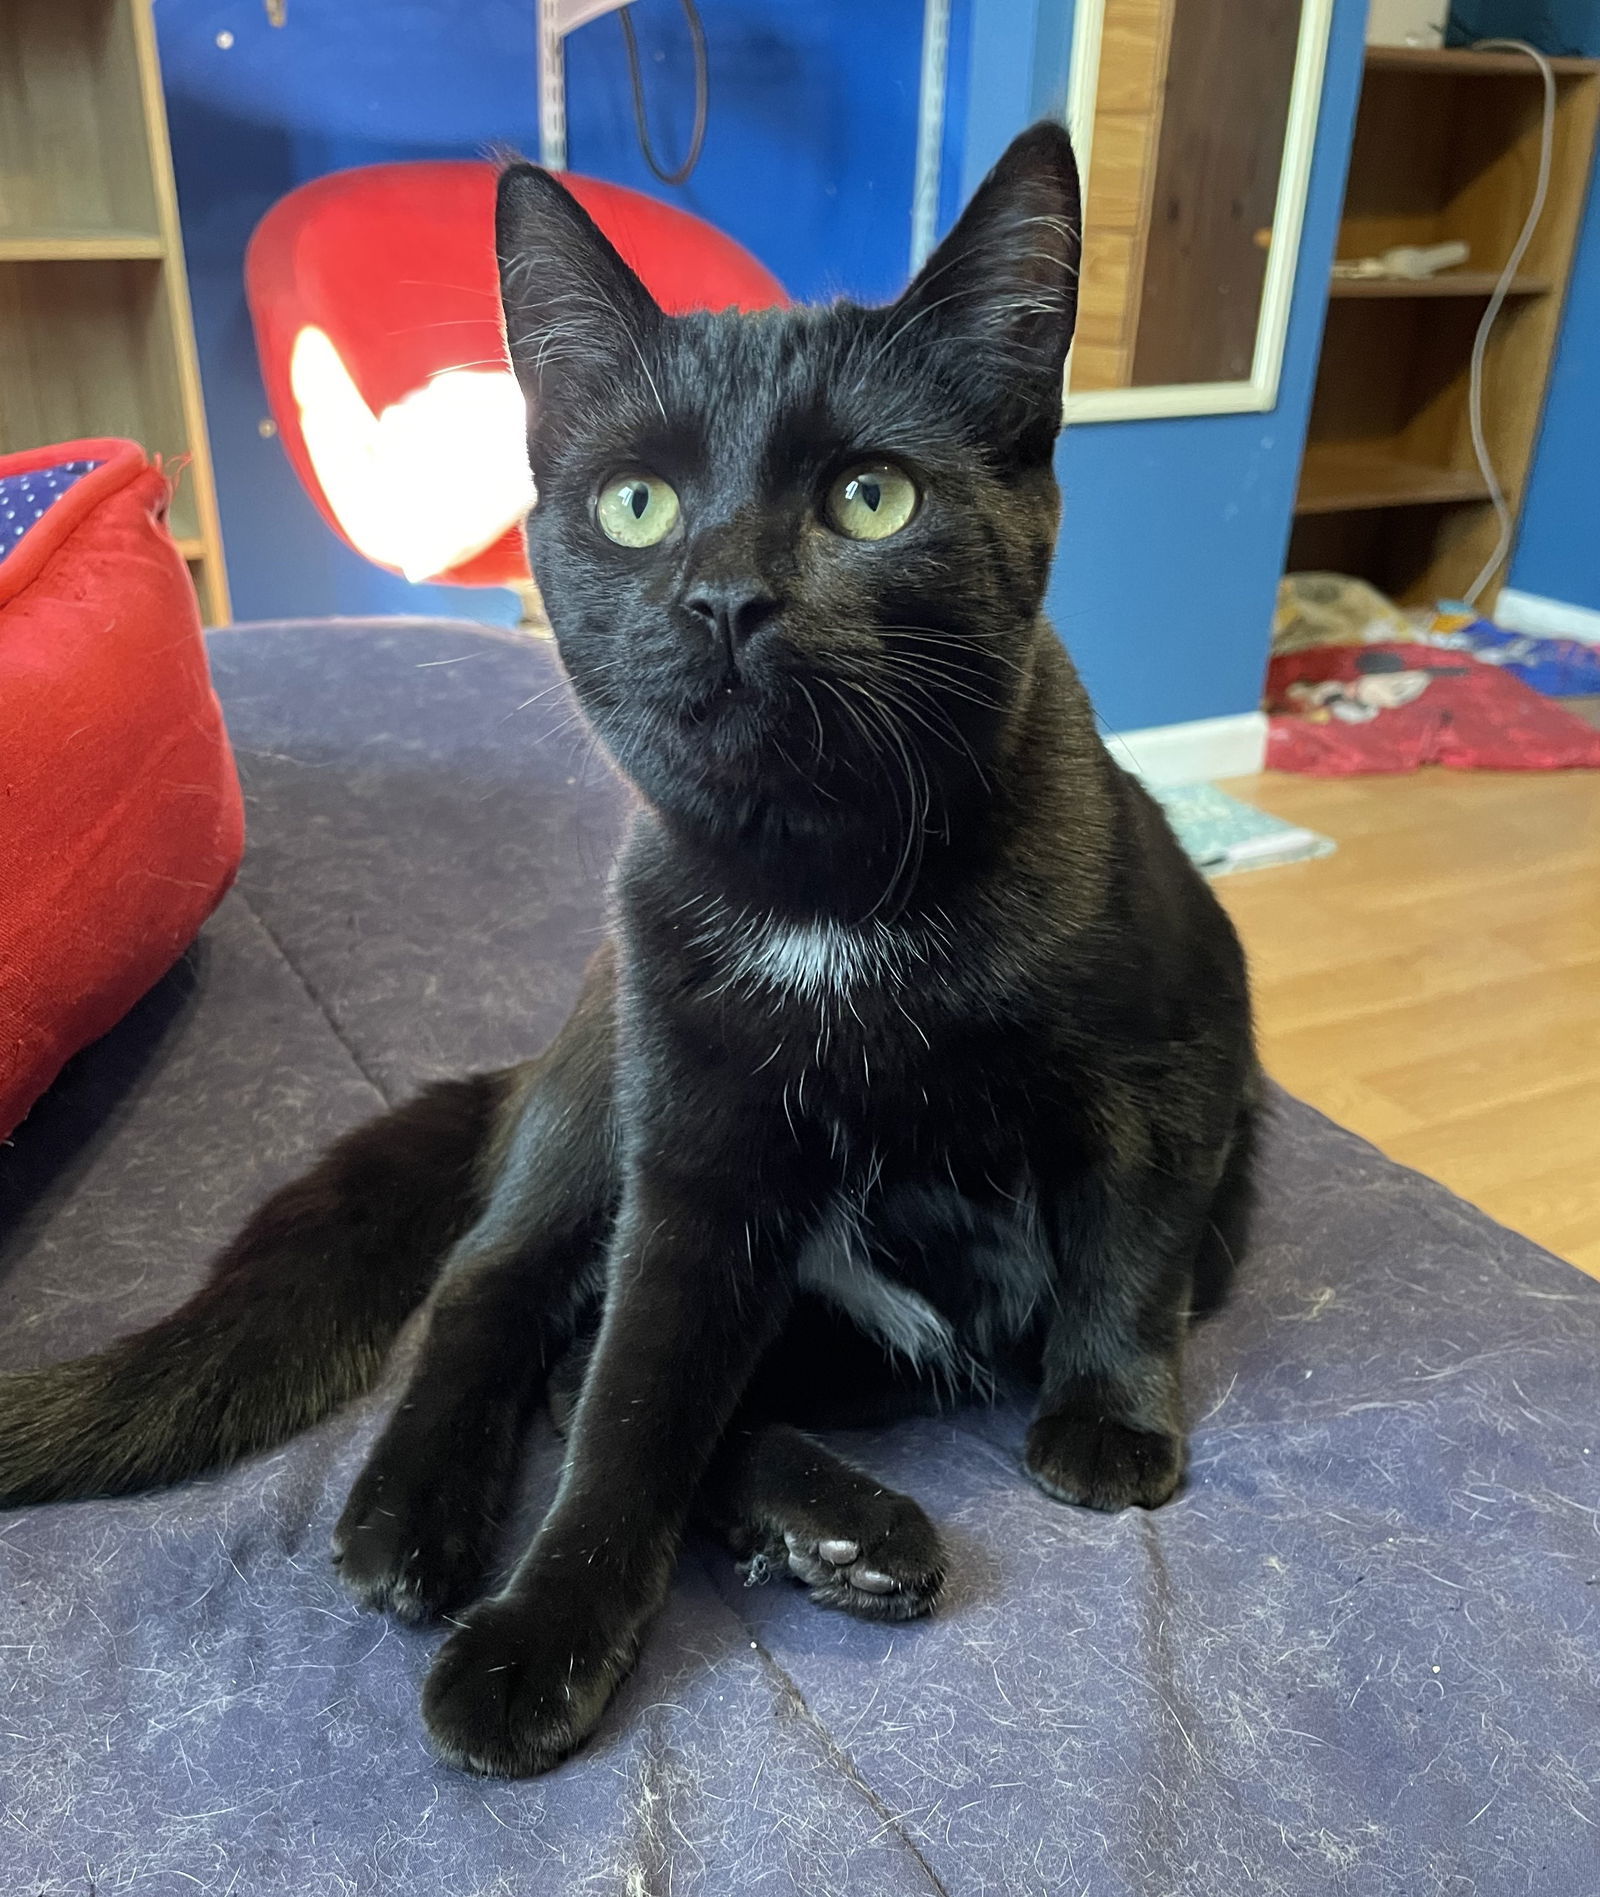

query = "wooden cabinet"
[0,0,228,623]
[1288,45,1600,611]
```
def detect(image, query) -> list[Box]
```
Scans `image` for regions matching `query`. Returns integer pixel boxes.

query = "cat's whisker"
[794,678,828,764]
[836,649,1005,727]
[877,624,1028,673]
[855,677,991,790]
[876,656,1007,713]
[815,675,909,877]
[824,673,932,918]
[393,277,505,299]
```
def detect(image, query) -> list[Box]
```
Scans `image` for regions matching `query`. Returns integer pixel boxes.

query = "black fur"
[0,123,1257,1778]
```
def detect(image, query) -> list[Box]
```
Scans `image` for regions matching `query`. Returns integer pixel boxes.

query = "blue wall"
[155,0,933,627]
[156,2,542,629]
[157,0,1375,733]
[564,0,928,306]
[1495,5,1600,614]
[1511,155,1600,614]
[949,0,1370,736]
[1449,3,1600,57]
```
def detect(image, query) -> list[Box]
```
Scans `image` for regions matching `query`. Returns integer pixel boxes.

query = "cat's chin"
[668,686,780,776]
[598,693,782,812]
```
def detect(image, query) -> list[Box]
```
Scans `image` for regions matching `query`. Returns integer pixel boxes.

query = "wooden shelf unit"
[1289,44,1600,608]
[1364,45,1600,79]
[1327,270,1551,297]
[1297,443,1491,514]
[0,0,228,623]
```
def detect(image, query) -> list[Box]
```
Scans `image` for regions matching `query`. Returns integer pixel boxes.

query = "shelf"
[1295,445,1491,516]
[1298,29,1600,604]
[0,232,165,262]
[1365,46,1600,78]
[1329,271,1551,299]
[0,256,191,477]
[1,2,233,627]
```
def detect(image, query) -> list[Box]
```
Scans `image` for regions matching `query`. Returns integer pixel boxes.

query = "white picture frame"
[1061,0,1336,424]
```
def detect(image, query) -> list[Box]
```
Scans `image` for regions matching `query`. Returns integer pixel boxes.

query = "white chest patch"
[796,1204,959,1371]
[748,921,886,997]
[725,915,922,1001]
[795,1185,1051,1388]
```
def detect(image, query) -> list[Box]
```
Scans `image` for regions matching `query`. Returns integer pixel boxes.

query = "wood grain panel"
[1075,231,1138,350]
[1216,768,1600,1279]
[129,0,229,622]
[1067,341,1130,389]
[1073,0,1175,391]
[0,0,157,236]
[0,257,182,458]
[1083,112,1157,231]
[1131,0,1300,387]
[1095,0,1171,115]
[0,3,230,621]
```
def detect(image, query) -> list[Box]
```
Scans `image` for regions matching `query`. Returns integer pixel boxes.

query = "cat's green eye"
[825,462,919,541]
[596,471,681,548]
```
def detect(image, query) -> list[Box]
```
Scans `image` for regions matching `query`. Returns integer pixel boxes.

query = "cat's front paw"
[1025,1408,1184,1511]
[332,1465,492,1624]
[421,1593,635,1778]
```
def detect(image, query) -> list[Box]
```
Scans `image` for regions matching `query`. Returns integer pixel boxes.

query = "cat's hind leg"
[334,965,617,1623]
[700,1420,945,1623]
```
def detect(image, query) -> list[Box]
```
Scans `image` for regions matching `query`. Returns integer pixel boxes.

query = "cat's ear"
[497,164,662,411]
[890,121,1080,454]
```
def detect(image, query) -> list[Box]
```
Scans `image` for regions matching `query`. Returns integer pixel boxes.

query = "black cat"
[0,122,1258,1778]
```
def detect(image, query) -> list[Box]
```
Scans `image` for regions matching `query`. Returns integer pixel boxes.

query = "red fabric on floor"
[1266,642,1600,775]
[0,438,244,1138]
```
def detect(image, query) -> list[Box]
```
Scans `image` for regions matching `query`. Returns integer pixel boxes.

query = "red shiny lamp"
[245,160,786,591]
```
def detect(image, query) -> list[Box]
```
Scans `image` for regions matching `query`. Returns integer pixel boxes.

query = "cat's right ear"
[496,165,662,411]
[890,121,1080,457]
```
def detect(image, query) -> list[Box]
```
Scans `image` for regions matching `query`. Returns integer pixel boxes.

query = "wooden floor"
[1215,764,1600,1280]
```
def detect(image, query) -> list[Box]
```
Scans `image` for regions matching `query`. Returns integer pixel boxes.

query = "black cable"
[617,0,708,188]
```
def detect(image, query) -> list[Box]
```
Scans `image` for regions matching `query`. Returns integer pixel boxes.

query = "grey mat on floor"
[2,619,1596,1896]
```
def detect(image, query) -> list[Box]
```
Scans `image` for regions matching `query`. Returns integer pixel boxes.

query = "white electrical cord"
[1462,38,1557,608]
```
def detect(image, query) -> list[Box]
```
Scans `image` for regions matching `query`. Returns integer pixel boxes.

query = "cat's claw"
[784,1530,898,1595]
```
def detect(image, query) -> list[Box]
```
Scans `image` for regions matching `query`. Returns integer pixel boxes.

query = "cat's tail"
[0,1072,506,1506]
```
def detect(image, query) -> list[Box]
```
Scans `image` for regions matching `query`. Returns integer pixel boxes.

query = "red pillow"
[0,439,244,1138]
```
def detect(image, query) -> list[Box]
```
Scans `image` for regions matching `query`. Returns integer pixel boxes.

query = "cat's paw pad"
[332,1474,489,1624]
[422,1598,630,1779]
[1025,1410,1184,1511]
[742,1493,944,1622]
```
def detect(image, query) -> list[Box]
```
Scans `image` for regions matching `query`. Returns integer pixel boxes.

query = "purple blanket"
[2,620,1596,1894]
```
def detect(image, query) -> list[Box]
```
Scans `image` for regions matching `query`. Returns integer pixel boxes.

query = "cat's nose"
[683,582,781,651]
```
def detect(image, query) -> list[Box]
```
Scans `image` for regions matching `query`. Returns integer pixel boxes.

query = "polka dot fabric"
[0,459,104,562]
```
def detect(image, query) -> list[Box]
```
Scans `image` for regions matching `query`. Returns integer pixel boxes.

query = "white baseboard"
[1103,711,1268,786]
[1493,588,1600,646]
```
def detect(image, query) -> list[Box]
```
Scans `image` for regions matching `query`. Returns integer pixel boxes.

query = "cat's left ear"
[891,121,1080,455]
[497,163,663,418]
